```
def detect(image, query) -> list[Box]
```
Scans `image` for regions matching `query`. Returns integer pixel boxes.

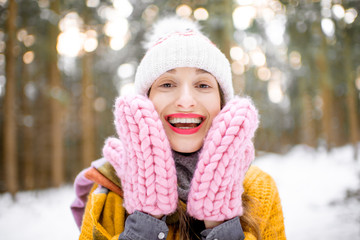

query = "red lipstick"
[165,113,205,135]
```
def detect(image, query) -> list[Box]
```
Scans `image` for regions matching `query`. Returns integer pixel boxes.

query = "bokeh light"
[117,63,135,79]
[236,0,254,6]
[260,7,275,22]
[57,12,85,57]
[17,29,27,42]
[94,97,107,112]
[104,17,130,51]
[110,37,126,51]
[231,61,245,75]
[243,36,257,51]
[86,0,100,8]
[24,82,37,100]
[344,8,358,24]
[194,8,209,21]
[83,38,98,53]
[230,46,244,61]
[233,6,256,30]
[250,49,266,67]
[113,0,133,18]
[58,12,83,32]
[176,4,192,18]
[23,115,34,127]
[120,82,135,96]
[104,18,128,38]
[332,4,345,19]
[265,17,285,45]
[24,35,35,47]
[257,67,271,81]
[37,0,49,8]
[23,51,35,64]
[142,5,159,22]
[321,18,335,37]
[268,79,284,103]
[57,28,84,57]
[242,53,250,65]
[289,51,302,69]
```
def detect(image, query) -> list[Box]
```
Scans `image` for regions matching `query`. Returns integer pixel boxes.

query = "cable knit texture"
[187,96,259,221]
[103,95,178,215]
[78,165,286,240]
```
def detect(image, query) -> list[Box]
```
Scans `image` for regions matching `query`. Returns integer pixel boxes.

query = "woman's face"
[149,67,221,153]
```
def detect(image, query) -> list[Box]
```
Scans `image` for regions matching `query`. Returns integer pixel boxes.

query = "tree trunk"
[21,61,35,190]
[4,0,18,196]
[315,32,335,151]
[299,77,317,147]
[35,89,51,189]
[49,0,64,187]
[81,53,96,168]
[344,32,359,160]
[207,0,236,87]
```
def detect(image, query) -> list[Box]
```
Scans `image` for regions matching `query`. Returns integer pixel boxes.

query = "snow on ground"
[0,145,359,240]
[0,185,79,240]
[254,145,360,240]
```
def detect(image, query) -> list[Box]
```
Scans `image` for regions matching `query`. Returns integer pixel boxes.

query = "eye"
[198,83,210,88]
[160,83,174,88]
[199,84,210,88]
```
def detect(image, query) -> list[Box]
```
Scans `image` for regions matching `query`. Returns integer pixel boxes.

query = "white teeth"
[168,117,202,124]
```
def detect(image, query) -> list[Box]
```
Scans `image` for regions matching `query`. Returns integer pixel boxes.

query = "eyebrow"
[196,69,210,74]
[166,69,210,74]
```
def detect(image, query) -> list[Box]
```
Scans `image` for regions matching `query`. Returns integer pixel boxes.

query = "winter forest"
[0,0,360,239]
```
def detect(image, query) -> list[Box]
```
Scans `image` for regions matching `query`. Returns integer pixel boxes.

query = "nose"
[175,85,196,109]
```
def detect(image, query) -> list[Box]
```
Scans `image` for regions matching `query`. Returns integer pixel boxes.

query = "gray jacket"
[119,211,244,240]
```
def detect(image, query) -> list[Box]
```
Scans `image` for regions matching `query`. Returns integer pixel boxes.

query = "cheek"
[206,107,221,132]
[204,95,221,121]
[149,94,172,133]
[149,94,165,115]
[210,103,221,118]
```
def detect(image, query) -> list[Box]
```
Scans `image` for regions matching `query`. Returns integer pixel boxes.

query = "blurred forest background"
[0,0,359,195]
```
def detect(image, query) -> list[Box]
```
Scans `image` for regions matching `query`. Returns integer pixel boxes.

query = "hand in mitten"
[187,96,259,221]
[103,95,178,216]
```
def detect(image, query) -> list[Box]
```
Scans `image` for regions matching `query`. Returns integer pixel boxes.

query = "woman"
[71,17,286,240]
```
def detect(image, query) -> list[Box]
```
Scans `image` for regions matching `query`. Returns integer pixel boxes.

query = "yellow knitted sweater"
[79,165,286,240]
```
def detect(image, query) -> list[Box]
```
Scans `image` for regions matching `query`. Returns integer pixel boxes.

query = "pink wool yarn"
[103,95,178,215]
[187,96,259,221]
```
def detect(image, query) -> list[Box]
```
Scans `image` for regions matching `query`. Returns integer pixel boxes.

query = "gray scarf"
[172,150,199,202]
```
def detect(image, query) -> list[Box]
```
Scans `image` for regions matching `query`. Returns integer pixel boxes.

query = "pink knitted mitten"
[103,95,178,216]
[187,96,259,221]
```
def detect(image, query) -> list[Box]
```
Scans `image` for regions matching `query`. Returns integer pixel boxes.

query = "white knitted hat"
[134,16,234,103]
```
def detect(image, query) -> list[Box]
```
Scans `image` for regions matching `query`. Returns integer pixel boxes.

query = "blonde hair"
[171,191,261,240]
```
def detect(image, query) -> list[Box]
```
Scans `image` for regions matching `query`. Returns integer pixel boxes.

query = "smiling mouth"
[168,117,203,129]
[165,114,205,134]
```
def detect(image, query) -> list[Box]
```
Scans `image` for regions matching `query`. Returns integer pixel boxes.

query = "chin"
[170,139,202,153]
